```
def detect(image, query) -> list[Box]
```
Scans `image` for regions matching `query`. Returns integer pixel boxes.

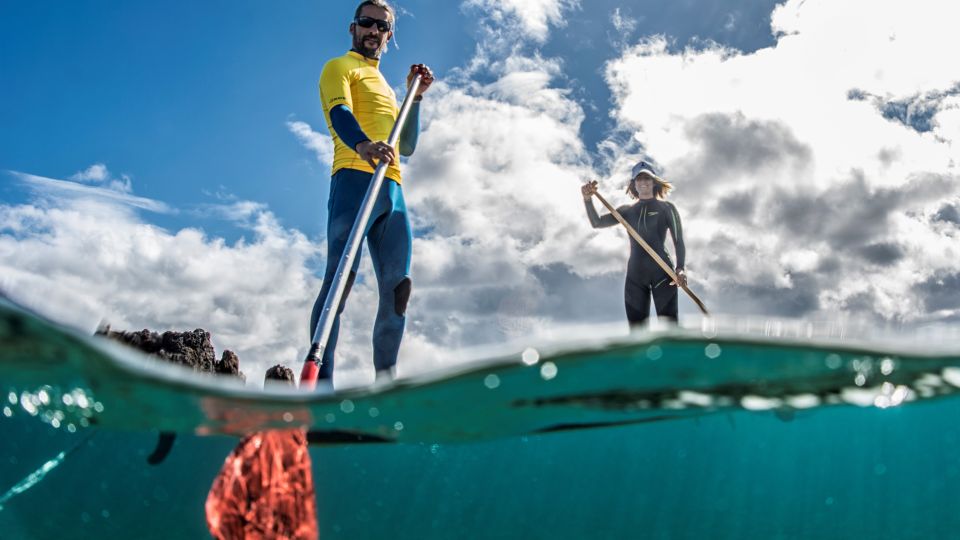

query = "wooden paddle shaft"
[592,192,709,315]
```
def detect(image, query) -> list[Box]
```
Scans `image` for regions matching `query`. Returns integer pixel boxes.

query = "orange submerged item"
[205,429,318,540]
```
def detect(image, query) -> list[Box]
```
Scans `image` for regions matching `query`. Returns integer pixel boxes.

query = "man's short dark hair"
[355,0,395,21]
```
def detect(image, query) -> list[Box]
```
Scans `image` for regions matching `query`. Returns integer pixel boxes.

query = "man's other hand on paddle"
[408,64,435,98]
[355,140,397,169]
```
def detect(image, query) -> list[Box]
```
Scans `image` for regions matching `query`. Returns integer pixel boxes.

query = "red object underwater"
[206,429,318,540]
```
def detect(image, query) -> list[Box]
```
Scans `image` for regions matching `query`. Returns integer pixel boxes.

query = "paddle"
[205,368,317,539]
[300,74,423,389]
[590,190,710,315]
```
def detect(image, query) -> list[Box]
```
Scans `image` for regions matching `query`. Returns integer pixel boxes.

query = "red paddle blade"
[299,360,319,390]
[205,430,318,540]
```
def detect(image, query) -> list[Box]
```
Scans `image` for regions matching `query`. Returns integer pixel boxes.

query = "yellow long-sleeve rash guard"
[319,51,403,183]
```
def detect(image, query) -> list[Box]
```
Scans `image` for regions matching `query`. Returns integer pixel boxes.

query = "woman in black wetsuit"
[582,160,687,326]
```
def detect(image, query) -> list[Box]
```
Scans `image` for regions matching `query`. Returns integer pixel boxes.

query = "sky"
[2,0,959,386]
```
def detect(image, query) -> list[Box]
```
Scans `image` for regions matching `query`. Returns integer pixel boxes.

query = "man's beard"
[352,31,385,58]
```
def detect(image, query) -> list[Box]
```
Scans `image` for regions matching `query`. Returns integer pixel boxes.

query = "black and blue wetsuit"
[585,198,686,325]
[311,51,422,380]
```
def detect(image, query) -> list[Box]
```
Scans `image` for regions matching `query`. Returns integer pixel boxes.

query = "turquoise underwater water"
[3,396,960,539]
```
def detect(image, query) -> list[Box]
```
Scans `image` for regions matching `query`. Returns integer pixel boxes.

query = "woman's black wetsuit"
[585,198,685,325]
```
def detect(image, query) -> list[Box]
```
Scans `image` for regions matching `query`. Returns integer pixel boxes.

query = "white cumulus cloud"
[463,0,579,43]
[2,166,322,383]
[602,0,960,321]
[286,120,335,166]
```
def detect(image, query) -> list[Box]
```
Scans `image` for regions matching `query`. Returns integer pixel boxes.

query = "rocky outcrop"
[264,364,295,385]
[97,326,244,380]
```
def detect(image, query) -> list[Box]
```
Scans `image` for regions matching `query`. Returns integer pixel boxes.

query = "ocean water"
[3,394,960,539]
[4,300,960,538]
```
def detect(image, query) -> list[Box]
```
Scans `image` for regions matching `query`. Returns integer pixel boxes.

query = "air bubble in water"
[891,385,909,405]
[20,394,37,416]
[521,348,539,365]
[678,391,713,407]
[880,358,895,376]
[942,368,960,388]
[825,354,842,369]
[741,395,782,410]
[875,383,911,408]
[484,374,500,389]
[540,362,558,380]
[786,394,820,409]
[700,318,717,338]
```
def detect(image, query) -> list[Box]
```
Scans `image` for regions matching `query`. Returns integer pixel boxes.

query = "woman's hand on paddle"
[356,140,396,168]
[408,64,434,97]
[670,269,688,288]
[581,180,599,200]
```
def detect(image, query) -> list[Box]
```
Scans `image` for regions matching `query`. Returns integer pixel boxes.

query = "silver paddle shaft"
[307,75,423,363]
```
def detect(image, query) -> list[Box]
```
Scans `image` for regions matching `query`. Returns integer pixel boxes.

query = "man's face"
[634,175,655,198]
[351,5,393,59]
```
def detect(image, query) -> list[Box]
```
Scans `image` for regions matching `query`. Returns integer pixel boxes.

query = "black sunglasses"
[354,16,392,32]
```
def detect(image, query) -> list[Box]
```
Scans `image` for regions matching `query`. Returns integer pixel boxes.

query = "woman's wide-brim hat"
[631,160,665,183]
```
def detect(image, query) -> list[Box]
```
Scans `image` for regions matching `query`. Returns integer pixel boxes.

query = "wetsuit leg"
[624,278,652,327]
[309,169,371,380]
[366,181,412,374]
[651,276,678,323]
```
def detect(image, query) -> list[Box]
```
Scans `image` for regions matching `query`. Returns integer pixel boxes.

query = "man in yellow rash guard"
[320,42,403,183]
[310,0,435,385]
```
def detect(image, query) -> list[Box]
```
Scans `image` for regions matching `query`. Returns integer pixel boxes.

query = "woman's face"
[634,175,655,198]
